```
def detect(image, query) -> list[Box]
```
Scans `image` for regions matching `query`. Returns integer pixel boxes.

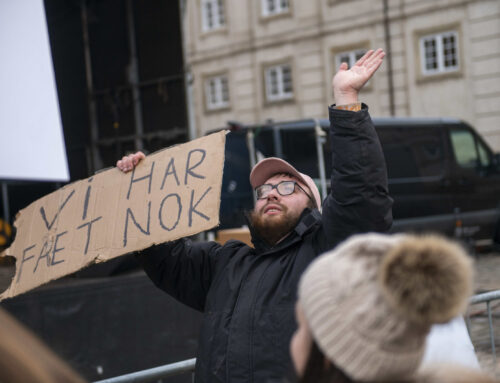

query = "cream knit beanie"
[298,233,473,381]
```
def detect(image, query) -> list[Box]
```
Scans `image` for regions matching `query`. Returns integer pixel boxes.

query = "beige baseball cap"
[249,157,322,210]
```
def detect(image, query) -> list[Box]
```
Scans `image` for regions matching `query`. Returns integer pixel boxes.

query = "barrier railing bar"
[487,300,497,360]
[468,289,500,368]
[93,358,196,383]
[470,290,500,305]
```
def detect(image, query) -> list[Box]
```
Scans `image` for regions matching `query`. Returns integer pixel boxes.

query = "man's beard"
[249,202,302,246]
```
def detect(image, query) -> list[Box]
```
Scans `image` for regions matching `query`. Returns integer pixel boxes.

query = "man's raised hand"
[332,48,385,106]
[116,151,145,173]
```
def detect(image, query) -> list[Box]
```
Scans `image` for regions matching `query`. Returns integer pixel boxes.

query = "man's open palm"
[333,48,385,105]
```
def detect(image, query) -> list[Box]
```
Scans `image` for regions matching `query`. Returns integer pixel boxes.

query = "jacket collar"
[247,208,322,254]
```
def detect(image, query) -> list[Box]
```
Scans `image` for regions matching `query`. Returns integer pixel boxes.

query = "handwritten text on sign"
[1,131,226,300]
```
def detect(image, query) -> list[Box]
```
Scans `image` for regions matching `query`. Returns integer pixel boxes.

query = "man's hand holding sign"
[0,132,226,300]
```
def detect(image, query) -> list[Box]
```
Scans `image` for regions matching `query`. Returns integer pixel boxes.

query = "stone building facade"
[182,0,500,150]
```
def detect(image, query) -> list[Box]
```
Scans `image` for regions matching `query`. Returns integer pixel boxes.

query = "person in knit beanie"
[291,232,496,383]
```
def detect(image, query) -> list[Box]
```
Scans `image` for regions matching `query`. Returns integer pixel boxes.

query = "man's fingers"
[117,157,129,169]
[116,151,145,173]
[364,49,385,69]
[133,151,146,165]
[355,49,374,67]
[337,62,349,72]
[369,54,385,75]
[361,49,385,79]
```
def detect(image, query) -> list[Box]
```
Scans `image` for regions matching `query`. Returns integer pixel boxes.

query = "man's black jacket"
[138,105,393,382]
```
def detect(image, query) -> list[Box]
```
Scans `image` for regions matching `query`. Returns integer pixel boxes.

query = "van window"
[254,129,275,158]
[450,129,491,168]
[253,127,327,178]
[376,127,445,179]
[451,129,477,168]
[280,129,318,177]
[477,139,491,167]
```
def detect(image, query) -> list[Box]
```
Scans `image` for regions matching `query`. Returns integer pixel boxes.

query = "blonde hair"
[0,308,87,383]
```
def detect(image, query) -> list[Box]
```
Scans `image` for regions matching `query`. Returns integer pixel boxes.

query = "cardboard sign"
[1,131,226,300]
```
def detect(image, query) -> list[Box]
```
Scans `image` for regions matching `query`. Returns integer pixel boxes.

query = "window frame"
[261,0,290,17]
[263,63,294,103]
[201,0,226,32]
[419,30,460,76]
[414,25,463,83]
[204,73,230,111]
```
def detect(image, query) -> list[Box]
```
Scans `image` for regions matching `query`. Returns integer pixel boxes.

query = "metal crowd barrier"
[467,289,500,362]
[94,290,500,383]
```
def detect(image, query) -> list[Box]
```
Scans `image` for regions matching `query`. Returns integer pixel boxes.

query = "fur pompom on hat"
[298,233,473,382]
[380,235,473,325]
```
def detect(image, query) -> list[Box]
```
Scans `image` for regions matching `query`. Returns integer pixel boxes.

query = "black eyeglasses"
[255,180,313,203]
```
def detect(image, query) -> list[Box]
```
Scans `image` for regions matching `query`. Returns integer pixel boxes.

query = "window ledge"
[263,97,295,107]
[200,26,228,39]
[205,105,231,115]
[416,69,463,84]
[259,11,292,23]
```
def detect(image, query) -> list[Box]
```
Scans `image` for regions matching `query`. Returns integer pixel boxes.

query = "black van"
[214,117,500,249]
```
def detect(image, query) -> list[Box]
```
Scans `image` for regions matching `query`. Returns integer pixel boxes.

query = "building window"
[261,0,289,17]
[205,75,229,110]
[201,0,225,32]
[264,64,293,102]
[334,48,367,69]
[420,31,459,75]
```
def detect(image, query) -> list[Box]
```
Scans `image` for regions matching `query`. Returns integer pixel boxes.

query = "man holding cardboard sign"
[118,49,392,382]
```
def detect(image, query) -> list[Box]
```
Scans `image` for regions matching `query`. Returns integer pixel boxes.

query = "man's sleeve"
[321,104,393,248]
[136,238,221,312]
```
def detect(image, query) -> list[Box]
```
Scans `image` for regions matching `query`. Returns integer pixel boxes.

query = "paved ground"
[1,251,500,377]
